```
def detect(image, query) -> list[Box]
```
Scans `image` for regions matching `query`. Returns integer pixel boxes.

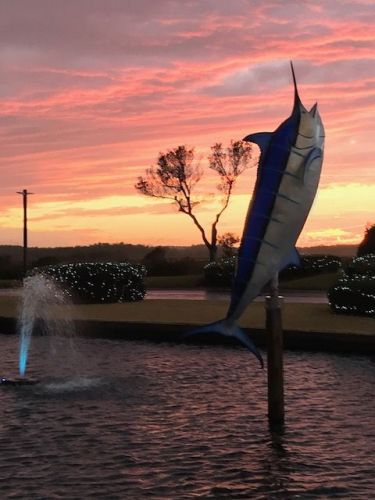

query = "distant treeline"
[0,243,209,279]
[0,242,358,279]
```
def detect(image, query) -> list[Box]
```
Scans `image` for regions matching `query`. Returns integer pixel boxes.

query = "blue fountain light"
[19,334,31,377]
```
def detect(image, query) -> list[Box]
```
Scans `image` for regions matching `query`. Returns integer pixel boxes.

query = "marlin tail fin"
[182,320,264,368]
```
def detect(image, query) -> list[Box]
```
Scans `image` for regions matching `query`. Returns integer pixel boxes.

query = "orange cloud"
[0,0,374,247]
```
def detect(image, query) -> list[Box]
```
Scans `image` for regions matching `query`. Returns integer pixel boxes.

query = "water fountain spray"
[18,274,75,378]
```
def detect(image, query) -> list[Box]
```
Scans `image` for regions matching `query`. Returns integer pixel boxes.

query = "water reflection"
[0,336,373,499]
[261,424,290,497]
[146,289,328,303]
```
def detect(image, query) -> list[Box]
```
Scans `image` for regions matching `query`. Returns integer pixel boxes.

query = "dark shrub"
[328,254,375,317]
[0,255,23,280]
[302,255,341,272]
[204,254,342,288]
[357,224,375,257]
[204,257,236,287]
[31,262,146,304]
[141,247,168,276]
[345,253,375,277]
[159,257,202,276]
[141,247,202,276]
[280,255,341,280]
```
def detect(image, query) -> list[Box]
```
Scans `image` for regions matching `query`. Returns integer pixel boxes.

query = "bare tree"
[135,141,254,261]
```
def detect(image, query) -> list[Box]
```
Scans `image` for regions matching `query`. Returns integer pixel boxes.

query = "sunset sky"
[0,0,374,248]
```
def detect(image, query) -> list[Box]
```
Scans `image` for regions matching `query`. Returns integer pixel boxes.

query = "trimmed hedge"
[204,257,236,287]
[204,254,342,288]
[345,253,375,277]
[280,255,341,279]
[328,254,375,317]
[31,262,146,304]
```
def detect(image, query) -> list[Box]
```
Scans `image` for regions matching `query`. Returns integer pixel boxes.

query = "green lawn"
[280,271,340,290]
[144,274,204,289]
[0,280,21,289]
[0,295,373,336]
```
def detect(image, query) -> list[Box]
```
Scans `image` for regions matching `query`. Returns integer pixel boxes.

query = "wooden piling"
[266,274,285,425]
[17,189,33,277]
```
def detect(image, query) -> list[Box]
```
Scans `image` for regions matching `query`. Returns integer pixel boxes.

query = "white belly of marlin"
[232,112,324,321]
[184,62,324,368]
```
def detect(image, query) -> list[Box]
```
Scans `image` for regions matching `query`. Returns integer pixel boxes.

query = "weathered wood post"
[17,189,33,277]
[266,273,285,425]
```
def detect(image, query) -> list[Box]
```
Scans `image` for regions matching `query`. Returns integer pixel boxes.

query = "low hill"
[0,242,357,267]
[298,244,357,257]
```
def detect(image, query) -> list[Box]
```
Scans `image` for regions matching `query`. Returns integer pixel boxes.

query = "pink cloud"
[0,0,374,246]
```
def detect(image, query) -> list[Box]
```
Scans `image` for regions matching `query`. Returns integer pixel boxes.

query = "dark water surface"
[0,335,374,499]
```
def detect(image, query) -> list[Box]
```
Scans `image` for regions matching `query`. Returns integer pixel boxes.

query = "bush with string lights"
[31,262,146,304]
[280,254,342,279]
[328,254,375,317]
[204,257,236,287]
[204,254,342,287]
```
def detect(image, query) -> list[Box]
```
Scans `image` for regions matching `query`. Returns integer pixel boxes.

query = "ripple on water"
[0,335,374,499]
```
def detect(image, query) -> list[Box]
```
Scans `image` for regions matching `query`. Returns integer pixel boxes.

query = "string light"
[204,254,342,286]
[328,254,375,317]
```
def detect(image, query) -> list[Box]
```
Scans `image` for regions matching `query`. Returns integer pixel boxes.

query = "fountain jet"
[18,274,75,376]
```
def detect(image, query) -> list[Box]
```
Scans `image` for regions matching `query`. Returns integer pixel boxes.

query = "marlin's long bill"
[182,320,264,368]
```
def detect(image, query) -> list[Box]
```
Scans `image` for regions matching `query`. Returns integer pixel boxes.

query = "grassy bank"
[144,274,203,289]
[0,294,373,336]
[280,271,340,290]
[0,280,21,289]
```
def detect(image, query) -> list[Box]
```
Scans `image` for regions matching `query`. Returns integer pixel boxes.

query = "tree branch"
[135,141,254,262]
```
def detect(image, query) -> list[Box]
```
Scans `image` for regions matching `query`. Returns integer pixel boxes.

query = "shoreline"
[0,297,373,355]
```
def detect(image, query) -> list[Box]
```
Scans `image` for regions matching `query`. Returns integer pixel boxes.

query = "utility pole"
[266,273,285,426]
[17,189,33,277]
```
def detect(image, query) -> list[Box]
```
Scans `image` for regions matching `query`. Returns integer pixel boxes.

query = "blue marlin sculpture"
[186,62,325,367]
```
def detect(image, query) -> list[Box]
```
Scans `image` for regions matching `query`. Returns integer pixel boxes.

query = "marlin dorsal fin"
[290,60,301,107]
[243,132,272,155]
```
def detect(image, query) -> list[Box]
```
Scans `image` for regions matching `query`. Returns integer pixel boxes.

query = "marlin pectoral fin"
[243,132,272,155]
[279,247,301,271]
[182,320,264,368]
